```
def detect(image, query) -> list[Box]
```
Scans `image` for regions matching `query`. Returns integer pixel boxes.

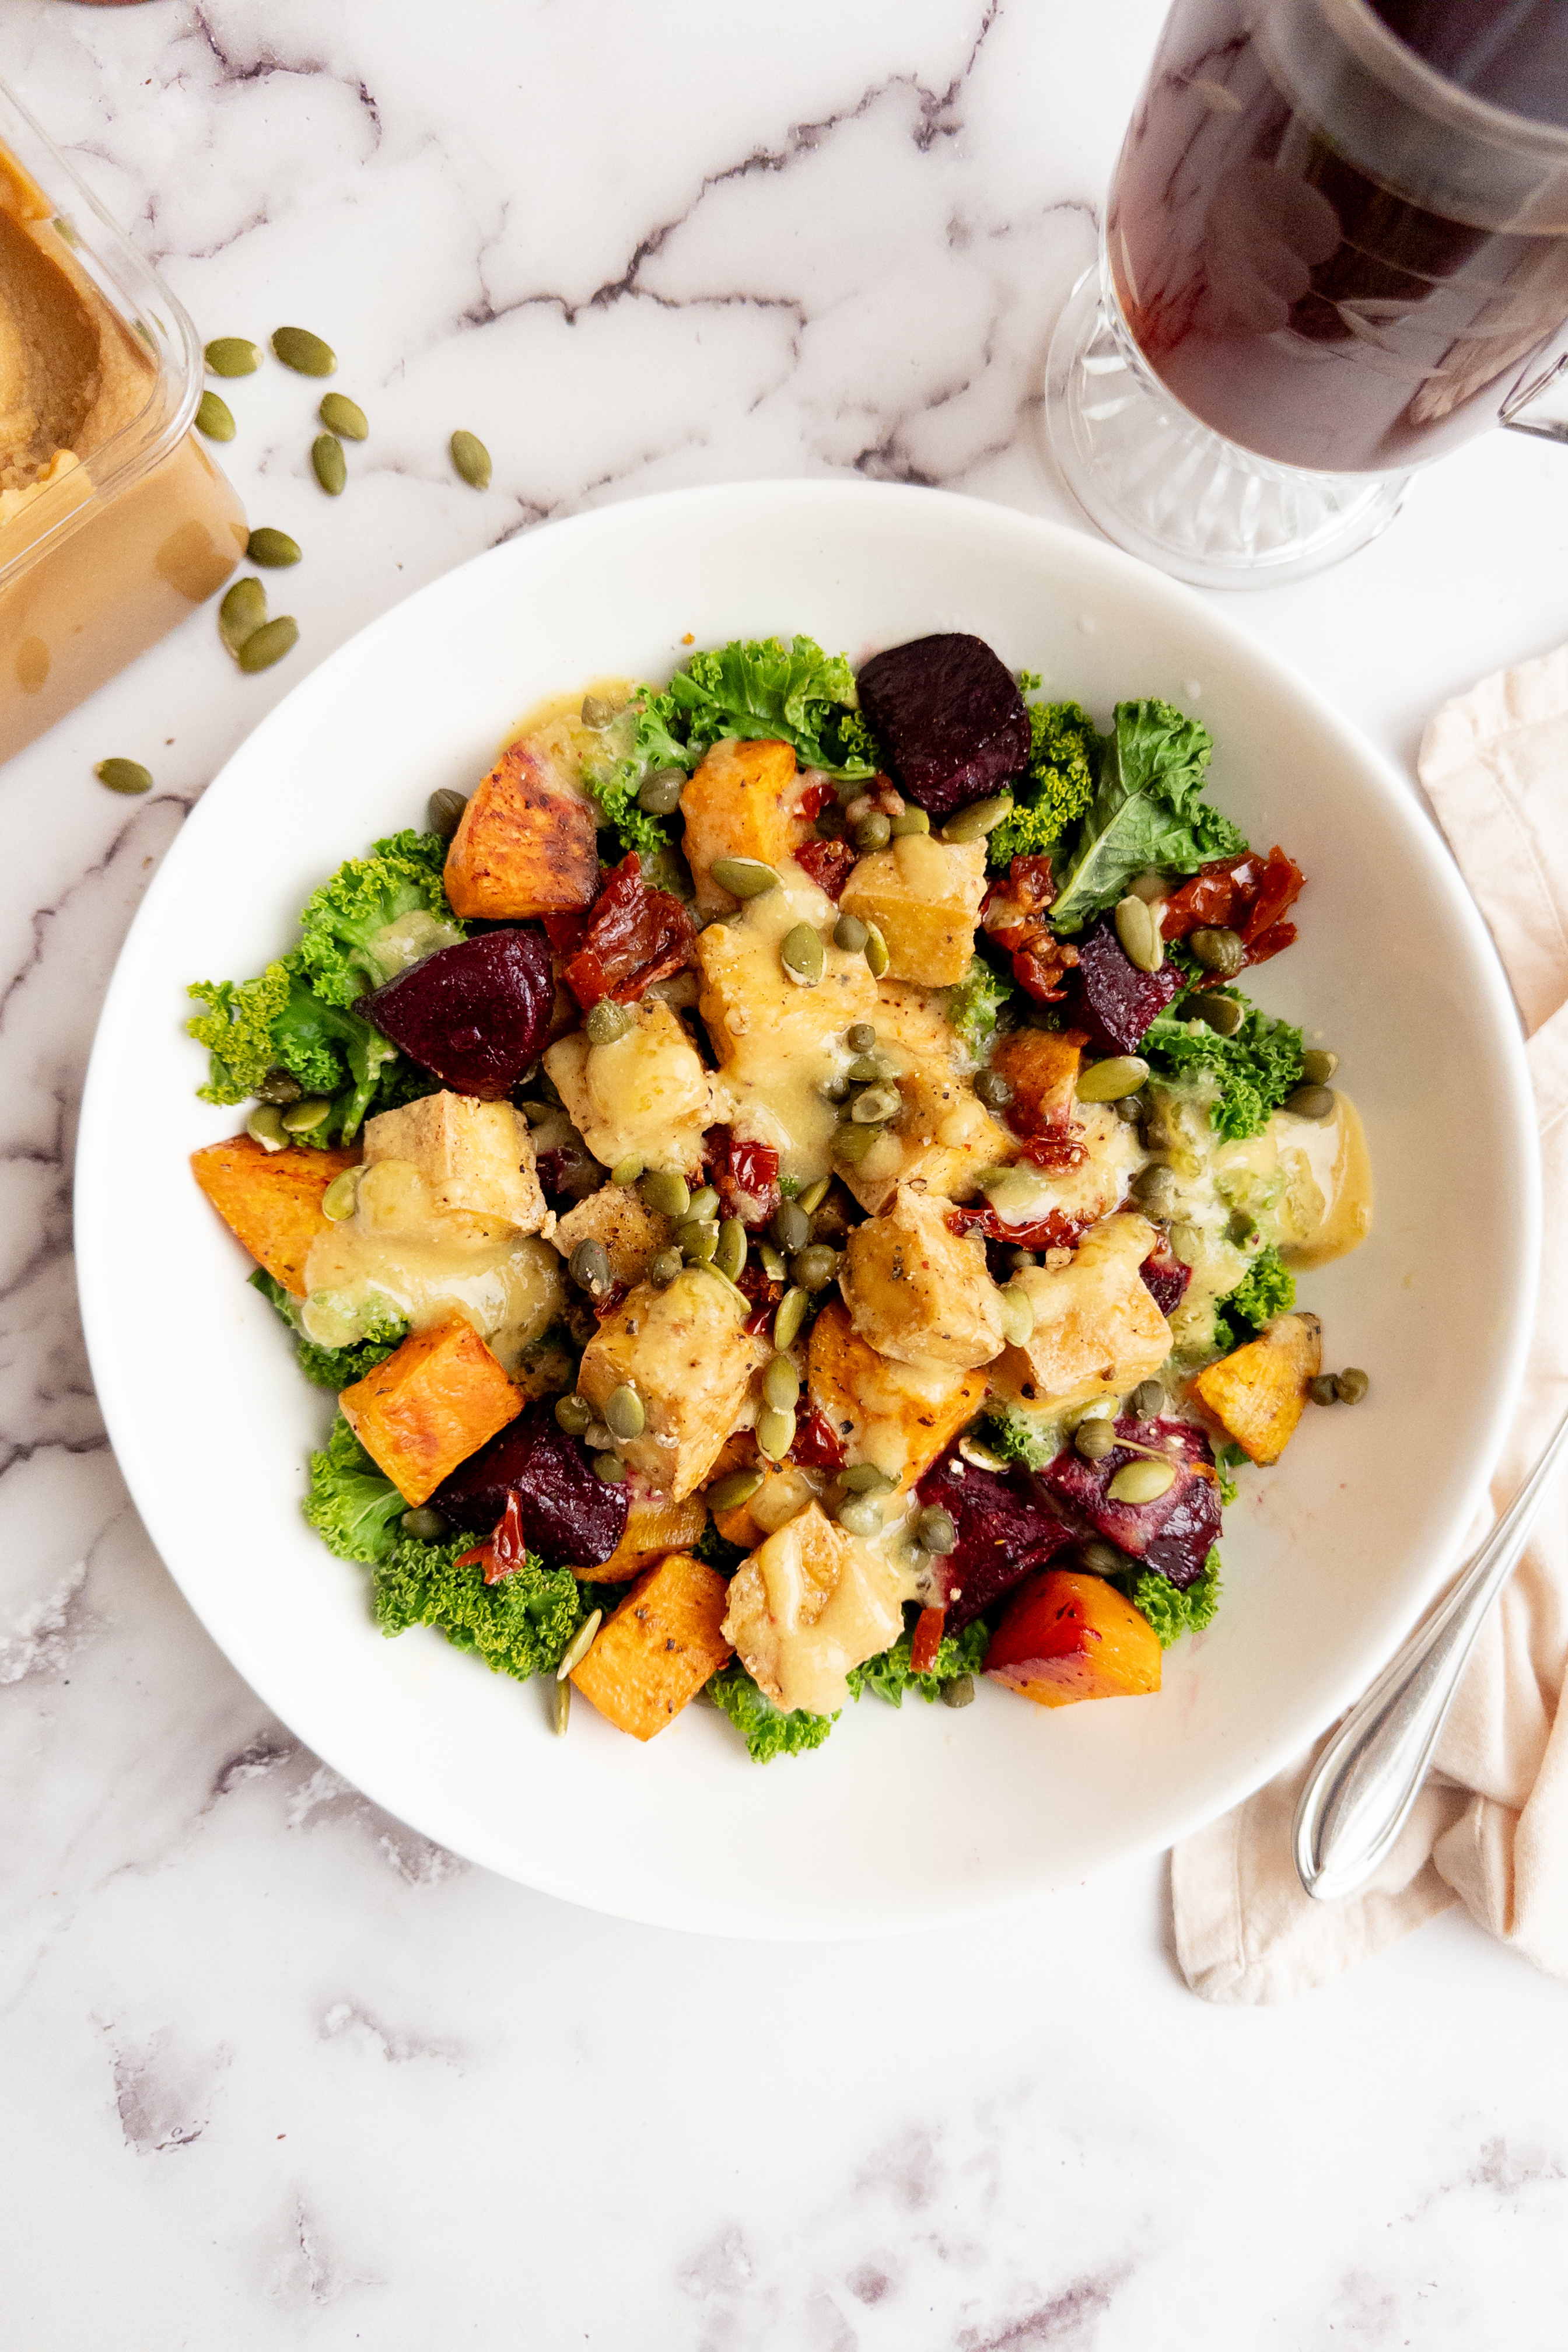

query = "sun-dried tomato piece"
[791,1404,847,1471]
[1017,1129,1089,1173]
[948,1200,1091,1253]
[909,1606,946,1674]
[736,1254,783,1336]
[797,778,838,822]
[1161,846,1305,970]
[794,838,858,899]
[562,853,697,1007]
[706,1128,782,1227]
[540,909,589,958]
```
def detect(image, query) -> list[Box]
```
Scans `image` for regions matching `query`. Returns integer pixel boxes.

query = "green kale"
[817,706,884,775]
[847,1613,989,1706]
[982,1405,1054,1472]
[667,635,873,774]
[946,952,1016,1060]
[188,958,416,1141]
[572,1578,628,1625]
[1050,699,1248,933]
[1143,1001,1306,1142]
[1214,1244,1296,1352]
[292,830,463,1008]
[372,1535,582,1681]
[580,712,678,862]
[707,1660,837,1762]
[249,1269,409,1389]
[692,1520,751,1577]
[1121,1549,1222,1648]
[988,699,1101,869]
[303,1415,410,1564]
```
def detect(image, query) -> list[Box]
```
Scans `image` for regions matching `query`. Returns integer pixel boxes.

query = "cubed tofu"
[722,1502,906,1716]
[839,1055,1015,1215]
[570,1553,733,1740]
[362,1092,545,1231]
[694,878,876,1091]
[550,1185,674,1288]
[340,1318,522,1506]
[808,1298,987,1490]
[443,734,598,918]
[874,978,968,1066]
[840,1184,1006,1369]
[838,833,988,987]
[990,1029,1084,1135]
[990,1213,1171,1415]
[191,1134,360,1297]
[973,1103,1143,1242]
[568,1492,709,1581]
[985,1567,1162,1707]
[681,737,799,913]
[576,1266,769,1498]
[544,998,724,1175]
[1194,1310,1322,1465]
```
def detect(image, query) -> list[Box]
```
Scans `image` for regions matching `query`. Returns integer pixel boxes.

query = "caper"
[797,1177,831,1216]
[780,923,825,987]
[1128,1379,1164,1419]
[1080,1538,1126,1578]
[1115,1098,1143,1125]
[237,617,299,673]
[246,1104,288,1152]
[1334,1367,1370,1405]
[639,1169,691,1219]
[714,1217,747,1284]
[1227,1209,1258,1247]
[1169,1220,1203,1266]
[638,766,685,816]
[853,812,892,851]
[584,999,634,1046]
[790,1244,838,1292]
[247,527,302,568]
[517,1100,554,1126]
[762,1355,801,1412]
[195,390,235,442]
[677,1218,720,1263]
[1301,1049,1339,1087]
[401,1505,448,1542]
[939,1674,975,1709]
[321,1169,359,1222]
[204,336,260,377]
[1108,1458,1176,1504]
[318,391,369,441]
[709,857,780,900]
[1191,993,1245,1037]
[834,913,869,953]
[757,1405,795,1462]
[774,1200,811,1254]
[998,1284,1034,1346]
[1285,1083,1336,1121]
[707,1468,764,1513]
[889,807,930,837]
[94,758,152,796]
[1190,926,1245,977]
[851,1083,901,1125]
[253,1068,302,1105]
[863,925,889,978]
[554,1392,594,1436]
[773,1287,808,1351]
[974,1069,1014,1112]
[1308,1374,1339,1406]
[271,325,336,375]
[836,1494,883,1536]
[821,1073,852,1105]
[450,429,492,489]
[281,1097,332,1134]
[312,433,347,495]
[847,1053,898,1083]
[941,794,1013,844]
[1074,1418,1117,1462]
[423,787,467,841]
[1077,1056,1149,1103]
[649,1246,683,1288]
[833,1123,882,1163]
[569,1237,611,1294]
[686,1185,720,1222]
[916,1505,957,1555]
[592,1451,625,1484]
[604,1384,645,1440]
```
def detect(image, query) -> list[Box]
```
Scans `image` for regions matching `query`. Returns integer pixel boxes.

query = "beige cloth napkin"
[1172,639,1568,2003]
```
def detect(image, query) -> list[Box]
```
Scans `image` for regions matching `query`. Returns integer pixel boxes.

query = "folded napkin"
[1172,640,1568,2003]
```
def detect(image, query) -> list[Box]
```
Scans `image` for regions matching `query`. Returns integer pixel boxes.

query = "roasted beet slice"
[856,634,1031,821]
[431,1401,629,1567]
[363,928,553,1099]
[1139,1233,1192,1318]
[1066,918,1184,1057]
[915,1447,1073,1629]
[1038,1416,1220,1590]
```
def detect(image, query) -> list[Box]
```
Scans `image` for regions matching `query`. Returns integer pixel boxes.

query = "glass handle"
[1502,352,1568,446]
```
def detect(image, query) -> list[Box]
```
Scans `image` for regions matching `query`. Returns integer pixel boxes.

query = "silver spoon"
[1293,1401,1568,1903]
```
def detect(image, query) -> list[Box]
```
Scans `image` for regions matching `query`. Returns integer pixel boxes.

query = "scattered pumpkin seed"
[773,1200,811,1254]
[710,856,780,900]
[1192,993,1245,1037]
[94,757,151,796]
[246,1104,288,1151]
[762,1355,801,1413]
[219,575,267,654]
[757,1405,795,1462]
[833,1122,882,1163]
[1081,1537,1127,1577]
[850,1082,899,1125]
[604,1383,645,1440]
[592,1451,625,1483]
[427,787,468,839]
[271,326,336,376]
[790,1243,838,1291]
[318,391,368,440]
[833,912,869,953]
[649,1246,683,1287]
[889,807,930,836]
[678,1218,719,1264]
[1285,1083,1336,1120]
[758,1241,788,1283]
[1126,869,1166,905]
[863,923,890,978]
[942,794,1014,844]
[998,1284,1034,1346]
[1308,1374,1339,1407]
[195,390,235,442]
[1334,1367,1370,1404]
[939,1674,975,1708]
[780,922,825,986]
[1301,1049,1339,1086]
[554,1392,594,1436]
[205,335,260,377]
[1114,891,1164,974]
[569,1237,611,1294]
[797,1178,831,1216]
[837,1493,883,1536]
[853,811,891,851]
[1074,1417,1117,1461]
[714,1217,747,1284]
[610,1153,645,1188]
[686,1185,720,1222]
[246,526,301,567]
[1190,925,1245,977]
[237,616,299,673]
[281,1097,332,1134]
[552,1676,572,1734]
[639,1168,691,1220]
[321,1169,359,1222]
[1108,1457,1177,1504]
[450,428,491,489]
[1169,1220,1203,1265]
[707,1468,764,1513]
[585,998,634,1045]
[556,1610,601,1681]
[1076,1055,1149,1103]
[916,1505,957,1554]
[312,432,346,495]
[401,1505,448,1542]
[974,1069,1013,1111]
[583,1419,614,1451]
[958,1432,1011,1471]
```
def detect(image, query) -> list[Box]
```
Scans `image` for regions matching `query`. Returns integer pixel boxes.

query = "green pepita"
[1169,1220,1203,1266]
[195,390,235,442]
[639,1168,691,1220]
[218,575,267,654]
[780,923,825,988]
[710,857,780,900]
[833,1122,883,1163]
[851,1083,901,1125]
[318,392,368,441]
[592,1451,625,1485]
[757,1405,795,1462]
[678,1219,719,1264]
[707,1468,764,1513]
[204,336,260,377]
[773,1287,808,1351]
[610,1154,645,1188]
[833,912,869,953]
[569,1237,611,1293]
[321,1169,359,1222]
[888,807,930,836]
[649,1247,683,1288]
[714,1217,747,1284]
[1114,891,1164,974]
[685,1185,720,1223]
[237,617,299,674]
[998,1283,1034,1346]
[604,1384,645,1440]
[836,1494,883,1536]
[271,326,336,376]
[773,1201,811,1254]
[281,1097,332,1135]
[1108,1457,1176,1505]
[450,429,492,489]
[556,1610,602,1681]
[246,1104,288,1151]
[940,794,1013,844]
[94,757,151,796]
[246,526,302,568]
[1076,1055,1149,1103]
[758,1241,788,1283]
[312,433,346,495]
[1192,993,1245,1037]
[863,924,890,978]
[762,1355,801,1413]
[552,1677,572,1733]
[796,1178,831,1216]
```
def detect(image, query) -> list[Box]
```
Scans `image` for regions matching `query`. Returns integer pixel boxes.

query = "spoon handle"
[1293,1402,1568,1903]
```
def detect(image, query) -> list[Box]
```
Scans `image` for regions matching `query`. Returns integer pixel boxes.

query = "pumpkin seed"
[312,432,346,495]
[958,1432,1010,1471]
[838,1463,890,1494]
[401,1505,448,1542]
[974,1069,1014,1111]
[218,575,267,654]
[714,1217,747,1284]
[863,923,889,978]
[94,757,151,796]
[427,787,468,839]
[1190,925,1244,977]
[1108,1457,1176,1504]
[639,1170,691,1220]
[1127,869,1166,905]
[686,1185,720,1223]
[851,1083,900,1124]
[450,429,492,489]
[1169,1220,1203,1265]
[833,1122,882,1163]
[889,807,930,836]
[318,391,368,441]
[584,999,633,1045]
[847,1053,898,1083]
[1081,1538,1126,1577]
[757,1405,795,1461]
[998,1283,1034,1346]
[554,1392,594,1435]
[678,1218,719,1264]
[556,1609,602,1681]
[1074,1417,1117,1462]
[1076,1055,1149,1103]
[638,766,685,816]
[941,794,1013,844]
[763,1355,802,1412]
[708,1467,765,1513]
[271,326,336,376]
[281,1095,332,1136]
[916,1505,957,1554]
[1129,1378,1164,1419]
[552,1677,572,1734]
[833,912,869,953]
[1301,1048,1339,1086]
[592,1451,625,1483]
[1192,993,1245,1037]
[1334,1367,1370,1404]
[1113,891,1163,974]
[610,1153,645,1187]
[790,1244,838,1292]
[773,1201,810,1254]
[321,1169,359,1222]
[781,923,825,986]
[797,1177,831,1216]
[939,1674,975,1708]
[773,1287,808,1350]
[569,1238,611,1293]
[237,616,299,673]
[710,856,780,900]
[853,811,891,851]
[1308,1374,1339,1407]
[604,1383,645,1440]
[246,1104,288,1151]
[837,1494,883,1536]
[758,1240,787,1283]
[649,1247,682,1288]
[246,526,302,568]
[205,335,260,377]
[195,390,235,442]
[1285,1083,1336,1121]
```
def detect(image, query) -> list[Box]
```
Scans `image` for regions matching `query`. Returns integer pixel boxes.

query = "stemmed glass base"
[1044,264,1410,590]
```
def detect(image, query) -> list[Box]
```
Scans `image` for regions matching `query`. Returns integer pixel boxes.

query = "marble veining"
[3,1,1568,2343]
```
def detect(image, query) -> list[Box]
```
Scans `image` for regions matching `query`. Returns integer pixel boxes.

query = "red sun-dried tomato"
[791,1405,846,1471]
[794,838,858,899]
[1161,846,1305,970]
[947,1200,1091,1253]
[1016,1129,1089,1173]
[562,853,697,1007]
[796,778,838,822]
[982,855,1080,1003]
[706,1128,782,1227]
[909,1606,946,1675]
[454,1489,531,1585]
[736,1255,783,1335]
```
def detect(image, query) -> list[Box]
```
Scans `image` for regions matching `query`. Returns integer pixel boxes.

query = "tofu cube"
[443,734,598,919]
[576,1266,769,1498]
[570,1553,733,1740]
[839,1184,1007,1369]
[838,834,988,987]
[991,1212,1171,1415]
[191,1135,361,1297]
[721,1502,906,1716]
[695,882,876,1090]
[839,1055,1015,1215]
[340,1318,522,1505]
[363,1091,545,1231]
[550,1184,675,1288]
[544,998,723,1175]
[681,737,799,913]
[807,1298,987,1490]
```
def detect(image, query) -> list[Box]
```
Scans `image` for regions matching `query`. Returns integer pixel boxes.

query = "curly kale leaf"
[1214,1244,1297,1352]
[981,1405,1054,1472]
[1051,699,1248,933]
[945,952,1016,1060]
[187,962,293,1104]
[303,1415,410,1564]
[847,1613,989,1707]
[668,635,870,772]
[988,698,1101,869]
[188,958,413,1141]
[707,1660,837,1762]
[692,1519,751,1577]
[1121,1548,1222,1649]
[1143,1001,1306,1142]
[293,830,463,1008]
[371,1534,582,1682]
[249,1269,408,1390]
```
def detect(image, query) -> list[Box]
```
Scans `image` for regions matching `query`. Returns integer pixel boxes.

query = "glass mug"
[1045,0,1568,586]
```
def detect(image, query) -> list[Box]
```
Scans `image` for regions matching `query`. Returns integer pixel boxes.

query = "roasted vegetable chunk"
[808,1299,987,1491]
[544,996,724,1177]
[431,1399,629,1564]
[994,1213,1170,1413]
[722,1502,904,1716]
[569,1493,708,1581]
[856,633,1030,820]
[341,1318,523,1506]
[1039,1416,1221,1589]
[561,853,696,1007]
[363,1091,545,1231]
[681,736,799,912]
[915,1446,1072,1628]
[694,879,876,1092]
[443,735,598,918]
[577,1266,769,1499]
[985,1567,1162,1707]
[363,928,553,1100]
[838,834,987,988]
[191,1134,360,1297]
[991,1028,1084,1138]
[1194,1310,1322,1465]
[840,1185,1006,1369]
[571,1553,732,1740]
[550,1184,674,1289]
[1066,918,1183,1056]
[838,1054,1014,1216]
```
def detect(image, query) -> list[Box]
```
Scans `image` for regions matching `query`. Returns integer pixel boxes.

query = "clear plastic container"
[0,79,246,762]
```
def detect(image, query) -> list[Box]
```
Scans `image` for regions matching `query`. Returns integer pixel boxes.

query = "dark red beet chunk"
[431,1402,629,1567]
[1066,919,1183,1057]
[363,928,553,1100]
[1038,1416,1220,1590]
[915,1447,1073,1629]
[856,634,1031,821]
[1139,1234,1192,1318]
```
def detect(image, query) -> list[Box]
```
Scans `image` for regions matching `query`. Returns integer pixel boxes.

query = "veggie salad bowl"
[76,482,1536,1937]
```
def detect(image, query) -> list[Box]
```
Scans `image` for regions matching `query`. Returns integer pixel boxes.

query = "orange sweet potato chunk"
[569,1493,708,1582]
[340,1319,522,1506]
[985,1567,1161,1708]
[807,1298,986,1492]
[680,737,799,912]
[1194,1310,1322,1466]
[443,736,598,919]
[191,1134,360,1297]
[989,1028,1086,1132]
[570,1552,733,1740]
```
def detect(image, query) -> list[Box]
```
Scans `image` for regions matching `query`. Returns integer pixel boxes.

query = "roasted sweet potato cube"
[363,1091,545,1231]
[340,1318,522,1506]
[985,1567,1162,1707]
[550,1184,674,1289]
[990,1029,1084,1133]
[569,1493,708,1581]
[840,1184,1006,1368]
[191,1134,360,1297]
[570,1552,732,1739]
[681,737,799,912]
[576,1266,769,1499]
[808,1299,986,1490]
[443,735,598,919]
[1194,1310,1322,1466]
[838,834,988,987]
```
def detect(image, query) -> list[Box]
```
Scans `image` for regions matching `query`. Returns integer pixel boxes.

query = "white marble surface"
[4,1,1568,2342]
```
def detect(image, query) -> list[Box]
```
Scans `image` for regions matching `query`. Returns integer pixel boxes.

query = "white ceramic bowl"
[75,481,1537,1938]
